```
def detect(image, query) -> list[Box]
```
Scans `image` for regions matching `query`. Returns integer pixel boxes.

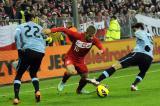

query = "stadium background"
[0,0,160,106]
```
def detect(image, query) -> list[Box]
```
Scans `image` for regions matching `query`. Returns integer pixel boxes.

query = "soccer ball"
[96,84,109,97]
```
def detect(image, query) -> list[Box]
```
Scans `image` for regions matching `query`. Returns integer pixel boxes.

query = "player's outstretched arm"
[50,27,79,37]
[42,27,80,39]
[42,28,67,35]
[94,38,105,54]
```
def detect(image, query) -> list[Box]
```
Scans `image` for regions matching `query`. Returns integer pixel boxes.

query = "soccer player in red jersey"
[43,25,105,94]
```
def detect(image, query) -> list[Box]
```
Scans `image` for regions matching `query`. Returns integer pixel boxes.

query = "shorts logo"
[75,40,92,48]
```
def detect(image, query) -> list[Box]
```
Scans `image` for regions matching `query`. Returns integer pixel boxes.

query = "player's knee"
[66,65,76,75]
[112,61,122,70]
[29,72,37,78]
[67,70,75,75]
[66,68,75,75]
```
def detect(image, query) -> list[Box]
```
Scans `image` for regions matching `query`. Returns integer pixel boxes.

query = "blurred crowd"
[0,0,160,45]
[0,0,160,22]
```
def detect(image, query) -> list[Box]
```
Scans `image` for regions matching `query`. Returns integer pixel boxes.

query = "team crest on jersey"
[75,40,92,48]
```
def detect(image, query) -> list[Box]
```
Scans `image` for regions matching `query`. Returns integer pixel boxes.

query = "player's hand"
[42,29,51,35]
[97,50,104,54]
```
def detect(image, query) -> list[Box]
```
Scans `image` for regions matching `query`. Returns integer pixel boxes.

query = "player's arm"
[15,26,24,57]
[15,26,22,50]
[93,38,105,54]
[43,27,80,39]
[51,27,81,38]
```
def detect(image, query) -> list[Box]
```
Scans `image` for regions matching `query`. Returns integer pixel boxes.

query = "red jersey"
[51,27,104,63]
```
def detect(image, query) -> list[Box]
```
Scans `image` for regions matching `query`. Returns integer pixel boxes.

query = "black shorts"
[17,49,44,74]
[119,52,153,72]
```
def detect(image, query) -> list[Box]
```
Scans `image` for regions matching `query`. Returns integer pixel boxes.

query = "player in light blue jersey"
[133,24,153,58]
[87,23,153,91]
[13,11,46,105]
[15,17,46,53]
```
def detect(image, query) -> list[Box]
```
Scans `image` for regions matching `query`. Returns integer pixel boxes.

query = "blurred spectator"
[0,1,7,20]
[3,0,15,19]
[102,10,110,29]
[15,3,28,23]
[105,15,121,41]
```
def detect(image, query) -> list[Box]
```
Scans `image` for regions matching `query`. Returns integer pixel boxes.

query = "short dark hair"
[24,11,34,22]
[86,25,97,35]
[132,23,144,30]
[111,15,117,19]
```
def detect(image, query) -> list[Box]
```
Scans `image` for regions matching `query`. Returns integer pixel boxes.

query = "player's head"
[24,11,34,22]
[132,23,144,31]
[66,21,72,28]
[111,15,117,20]
[85,25,97,41]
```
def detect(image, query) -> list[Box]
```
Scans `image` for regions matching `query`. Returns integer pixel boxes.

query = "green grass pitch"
[0,63,160,106]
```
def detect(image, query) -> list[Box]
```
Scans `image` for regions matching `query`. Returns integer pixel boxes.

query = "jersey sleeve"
[50,27,81,39]
[15,26,22,50]
[93,37,105,53]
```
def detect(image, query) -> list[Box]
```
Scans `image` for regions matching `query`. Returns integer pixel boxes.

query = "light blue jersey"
[133,29,153,58]
[15,21,46,53]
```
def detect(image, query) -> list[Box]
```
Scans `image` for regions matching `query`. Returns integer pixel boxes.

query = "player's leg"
[87,53,137,85]
[75,64,89,94]
[131,54,153,91]
[29,50,44,102]
[63,64,76,82]
[57,58,76,91]
[86,62,121,86]
[29,72,40,102]
[96,61,122,82]
[13,55,29,104]
[76,73,89,94]
[57,64,75,91]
